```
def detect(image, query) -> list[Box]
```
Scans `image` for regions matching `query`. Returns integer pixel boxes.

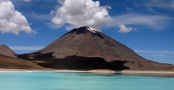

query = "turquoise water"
[0,72,174,90]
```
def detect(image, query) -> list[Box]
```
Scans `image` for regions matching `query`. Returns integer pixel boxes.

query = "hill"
[0,45,16,57]
[0,54,44,69]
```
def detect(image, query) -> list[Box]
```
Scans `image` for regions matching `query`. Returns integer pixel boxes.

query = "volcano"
[18,26,174,71]
[0,45,16,57]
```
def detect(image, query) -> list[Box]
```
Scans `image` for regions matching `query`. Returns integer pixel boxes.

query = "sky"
[0,0,174,64]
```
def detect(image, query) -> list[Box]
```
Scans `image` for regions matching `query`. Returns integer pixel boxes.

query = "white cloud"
[51,0,112,29]
[50,0,173,33]
[10,46,44,50]
[118,24,135,33]
[112,13,172,30]
[146,0,174,10]
[0,0,35,35]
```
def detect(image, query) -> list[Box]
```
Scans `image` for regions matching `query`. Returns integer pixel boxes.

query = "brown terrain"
[17,26,174,71]
[0,45,44,69]
[0,54,44,69]
[0,45,16,57]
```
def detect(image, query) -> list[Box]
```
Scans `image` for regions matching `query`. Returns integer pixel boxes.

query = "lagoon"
[0,72,174,90]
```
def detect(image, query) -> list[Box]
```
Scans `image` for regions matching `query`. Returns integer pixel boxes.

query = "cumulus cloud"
[50,0,173,33]
[118,24,135,33]
[0,0,35,35]
[51,0,112,29]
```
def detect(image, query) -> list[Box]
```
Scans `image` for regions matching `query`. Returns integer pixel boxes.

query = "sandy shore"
[0,69,174,77]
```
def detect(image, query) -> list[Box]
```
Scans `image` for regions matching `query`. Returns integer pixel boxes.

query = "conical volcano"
[18,26,174,71]
[39,26,145,62]
[0,45,16,57]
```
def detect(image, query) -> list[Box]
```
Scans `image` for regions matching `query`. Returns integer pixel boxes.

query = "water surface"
[0,72,174,90]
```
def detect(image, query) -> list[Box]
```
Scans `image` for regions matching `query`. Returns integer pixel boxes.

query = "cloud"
[50,0,173,33]
[146,0,174,10]
[0,0,35,35]
[135,50,174,54]
[51,0,112,29]
[112,13,172,31]
[10,46,44,50]
[118,24,135,33]
[151,54,168,57]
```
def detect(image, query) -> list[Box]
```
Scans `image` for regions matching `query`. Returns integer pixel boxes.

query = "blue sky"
[0,0,174,64]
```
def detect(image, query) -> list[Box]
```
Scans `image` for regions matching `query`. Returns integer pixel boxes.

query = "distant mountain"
[18,26,174,71]
[0,45,16,57]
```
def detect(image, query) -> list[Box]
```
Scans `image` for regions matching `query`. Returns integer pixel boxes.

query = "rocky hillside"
[0,45,16,57]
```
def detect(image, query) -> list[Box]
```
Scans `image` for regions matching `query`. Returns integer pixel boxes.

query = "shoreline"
[0,69,174,73]
[0,69,174,77]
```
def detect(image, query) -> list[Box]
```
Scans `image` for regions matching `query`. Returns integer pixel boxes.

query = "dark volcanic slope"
[0,45,16,57]
[18,26,174,71]
[0,54,44,69]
